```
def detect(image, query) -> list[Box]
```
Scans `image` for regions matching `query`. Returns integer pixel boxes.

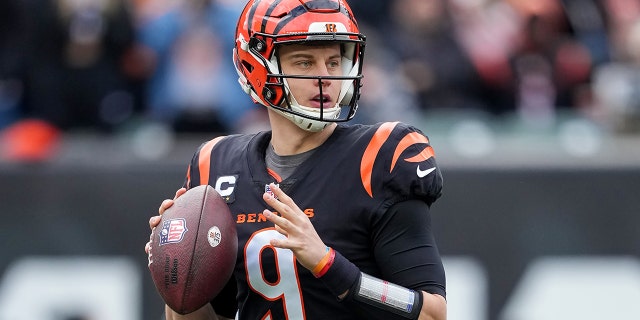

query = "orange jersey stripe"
[198,136,225,186]
[404,145,435,163]
[360,122,398,198]
[390,132,434,172]
[267,168,283,183]
[186,164,192,187]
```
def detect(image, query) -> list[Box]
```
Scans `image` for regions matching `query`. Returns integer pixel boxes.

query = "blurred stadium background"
[1,0,639,319]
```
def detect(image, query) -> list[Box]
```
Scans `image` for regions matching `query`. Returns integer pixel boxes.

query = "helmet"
[233,0,366,132]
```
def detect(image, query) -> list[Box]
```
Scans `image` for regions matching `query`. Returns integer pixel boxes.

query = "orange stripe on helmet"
[390,132,434,172]
[198,136,225,186]
[360,122,398,198]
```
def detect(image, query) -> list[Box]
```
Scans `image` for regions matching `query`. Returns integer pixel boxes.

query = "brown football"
[149,185,237,314]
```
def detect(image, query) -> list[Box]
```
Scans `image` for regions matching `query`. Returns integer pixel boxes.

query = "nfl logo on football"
[159,218,188,245]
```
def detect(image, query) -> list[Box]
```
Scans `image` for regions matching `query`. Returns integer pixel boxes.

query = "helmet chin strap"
[338,58,359,105]
[275,90,341,132]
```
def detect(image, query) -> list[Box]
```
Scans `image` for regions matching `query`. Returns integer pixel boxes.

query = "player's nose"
[314,72,332,88]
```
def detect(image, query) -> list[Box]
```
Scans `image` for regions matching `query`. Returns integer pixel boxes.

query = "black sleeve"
[317,200,445,320]
[372,200,446,298]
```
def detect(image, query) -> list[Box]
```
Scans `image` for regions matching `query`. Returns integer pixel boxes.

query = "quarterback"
[146,0,447,319]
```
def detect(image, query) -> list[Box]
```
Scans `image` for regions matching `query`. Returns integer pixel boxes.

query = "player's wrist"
[314,248,360,298]
[312,246,334,277]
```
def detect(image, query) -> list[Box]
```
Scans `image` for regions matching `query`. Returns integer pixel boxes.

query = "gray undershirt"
[265,143,316,181]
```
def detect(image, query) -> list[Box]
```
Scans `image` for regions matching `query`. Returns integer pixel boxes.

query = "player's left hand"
[262,183,328,272]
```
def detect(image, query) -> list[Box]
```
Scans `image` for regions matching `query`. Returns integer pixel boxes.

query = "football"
[148,185,237,314]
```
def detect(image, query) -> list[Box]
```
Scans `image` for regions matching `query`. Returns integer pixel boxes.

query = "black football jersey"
[184,122,443,320]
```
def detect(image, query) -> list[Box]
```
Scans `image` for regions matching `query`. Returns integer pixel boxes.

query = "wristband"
[315,249,360,297]
[312,247,335,277]
[312,247,331,275]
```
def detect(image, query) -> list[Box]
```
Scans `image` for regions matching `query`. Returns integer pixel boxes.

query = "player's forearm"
[164,304,218,320]
[419,291,447,320]
[338,289,446,320]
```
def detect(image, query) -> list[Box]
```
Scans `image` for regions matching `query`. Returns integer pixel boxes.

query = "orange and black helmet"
[233,0,366,131]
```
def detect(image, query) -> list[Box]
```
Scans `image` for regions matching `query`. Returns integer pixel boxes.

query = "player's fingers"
[277,227,288,237]
[263,190,287,214]
[269,235,295,250]
[149,216,161,229]
[263,195,299,226]
[270,238,285,249]
[263,191,282,208]
[174,188,187,199]
[268,183,299,211]
[145,241,151,254]
[263,209,292,231]
[274,223,288,237]
[264,184,301,220]
[159,199,174,214]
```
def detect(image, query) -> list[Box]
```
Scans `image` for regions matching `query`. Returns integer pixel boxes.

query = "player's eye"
[326,60,342,76]
[328,60,340,69]
[295,60,312,69]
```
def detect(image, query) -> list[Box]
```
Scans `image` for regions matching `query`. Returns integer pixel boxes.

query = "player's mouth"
[310,94,333,108]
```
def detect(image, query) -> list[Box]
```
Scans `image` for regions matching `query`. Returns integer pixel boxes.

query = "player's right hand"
[145,188,187,254]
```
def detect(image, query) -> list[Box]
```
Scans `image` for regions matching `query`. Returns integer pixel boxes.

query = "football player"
[146,0,447,319]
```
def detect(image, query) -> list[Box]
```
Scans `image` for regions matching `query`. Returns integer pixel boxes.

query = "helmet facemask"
[264,38,364,131]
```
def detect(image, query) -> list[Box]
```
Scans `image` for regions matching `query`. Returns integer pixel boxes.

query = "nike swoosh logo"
[416,166,436,178]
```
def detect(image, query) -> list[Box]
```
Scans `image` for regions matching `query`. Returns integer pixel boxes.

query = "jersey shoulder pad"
[185,134,255,188]
[184,136,227,188]
[360,122,443,205]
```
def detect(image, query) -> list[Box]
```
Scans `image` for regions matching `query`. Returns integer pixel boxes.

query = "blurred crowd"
[1,0,639,161]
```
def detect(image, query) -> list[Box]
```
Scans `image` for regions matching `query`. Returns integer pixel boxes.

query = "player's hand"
[145,188,187,254]
[262,183,328,272]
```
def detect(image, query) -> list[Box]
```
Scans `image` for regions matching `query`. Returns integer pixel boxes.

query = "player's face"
[278,43,343,109]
